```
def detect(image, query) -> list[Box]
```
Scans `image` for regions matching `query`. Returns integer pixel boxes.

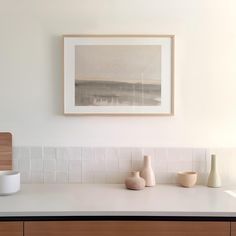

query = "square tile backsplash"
[12,147,236,185]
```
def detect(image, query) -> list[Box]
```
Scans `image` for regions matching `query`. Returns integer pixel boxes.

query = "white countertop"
[0,184,236,217]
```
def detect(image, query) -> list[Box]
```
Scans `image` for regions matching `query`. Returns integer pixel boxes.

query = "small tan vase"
[140,155,156,187]
[125,171,145,190]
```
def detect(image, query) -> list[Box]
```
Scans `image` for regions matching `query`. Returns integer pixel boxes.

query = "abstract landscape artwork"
[64,35,174,115]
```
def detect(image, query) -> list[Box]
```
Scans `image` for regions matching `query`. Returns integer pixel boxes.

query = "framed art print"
[64,35,174,115]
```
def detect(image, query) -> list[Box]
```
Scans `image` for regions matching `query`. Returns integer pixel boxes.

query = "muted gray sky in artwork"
[75,45,161,83]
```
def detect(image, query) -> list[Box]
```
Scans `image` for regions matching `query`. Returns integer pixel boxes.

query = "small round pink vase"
[125,171,145,190]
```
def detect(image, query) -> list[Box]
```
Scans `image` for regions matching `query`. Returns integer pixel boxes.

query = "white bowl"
[0,171,20,195]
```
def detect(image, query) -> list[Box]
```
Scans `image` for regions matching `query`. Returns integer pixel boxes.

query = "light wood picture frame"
[63,35,174,115]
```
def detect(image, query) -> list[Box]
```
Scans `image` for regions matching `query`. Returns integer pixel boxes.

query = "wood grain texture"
[24,221,230,236]
[0,222,23,236]
[232,222,236,236]
[0,132,12,170]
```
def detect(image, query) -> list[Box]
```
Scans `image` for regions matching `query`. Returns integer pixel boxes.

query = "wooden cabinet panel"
[154,221,230,236]
[24,221,230,236]
[0,222,23,236]
[232,222,236,236]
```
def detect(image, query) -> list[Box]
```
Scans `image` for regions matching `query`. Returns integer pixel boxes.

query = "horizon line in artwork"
[75,78,161,85]
[75,79,161,106]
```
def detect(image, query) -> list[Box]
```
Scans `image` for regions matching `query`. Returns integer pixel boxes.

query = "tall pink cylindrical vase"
[140,155,156,187]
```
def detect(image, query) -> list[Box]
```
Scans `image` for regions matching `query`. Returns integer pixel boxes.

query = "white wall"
[0,0,236,147]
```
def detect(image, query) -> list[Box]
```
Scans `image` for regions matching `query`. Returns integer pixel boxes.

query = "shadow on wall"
[50,34,64,116]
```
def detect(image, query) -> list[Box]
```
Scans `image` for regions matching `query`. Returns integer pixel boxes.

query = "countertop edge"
[1,211,236,218]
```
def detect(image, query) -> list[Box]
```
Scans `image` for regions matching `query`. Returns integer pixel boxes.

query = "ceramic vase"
[207,154,221,188]
[125,171,145,190]
[140,155,156,187]
[177,171,197,188]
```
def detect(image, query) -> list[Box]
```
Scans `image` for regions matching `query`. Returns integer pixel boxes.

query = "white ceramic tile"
[95,160,106,171]
[106,148,118,159]
[69,167,82,183]
[93,171,107,184]
[57,147,81,160]
[197,172,209,185]
[192,148,206,162]
[69,160,82,172]
[44,172,56,183]
[43,159,56,172]
[56,160,68,172]
[119,148,132,160]
[118,148,132,171]
[69,158,82,183]
[13,147,19,160]
[82,147,94,161]
[132,148,142,160]
[31,159,43,171]
[56,172,68,183]
[155,172,172,184]
[93,148,106,171]
[131,148,143,171]
[81,171,94,183]
[181,148,193,162]
[168,161,192,172]
[218,150,233,175]
[94,148,106,159]
[14,147,30,157]
[106,160,119,172]
[13,147,30,165]
[168,172,178,184]
[68,147,82,160]
[30,147,42,159]
[116,171,130,183]
[12,159,18,171]
[20,171,31,184]
[82,160,95,173]
[105,148,119,172]
[56,147,69,160]
[106,148,119,159]
[131,160,143,172]
[118,159,132,172]
[18,156,31,171]
[43,147,56,160]
[31,171,43,183]
[106,171,122,184]
[153,160,168,173]
[149,152,162,172]
[156,148,168,162]
[167,148,178,161]
[167,148,193,162]
[105,148,119,171]
[192,161,206,173]
[205,149,212,173]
